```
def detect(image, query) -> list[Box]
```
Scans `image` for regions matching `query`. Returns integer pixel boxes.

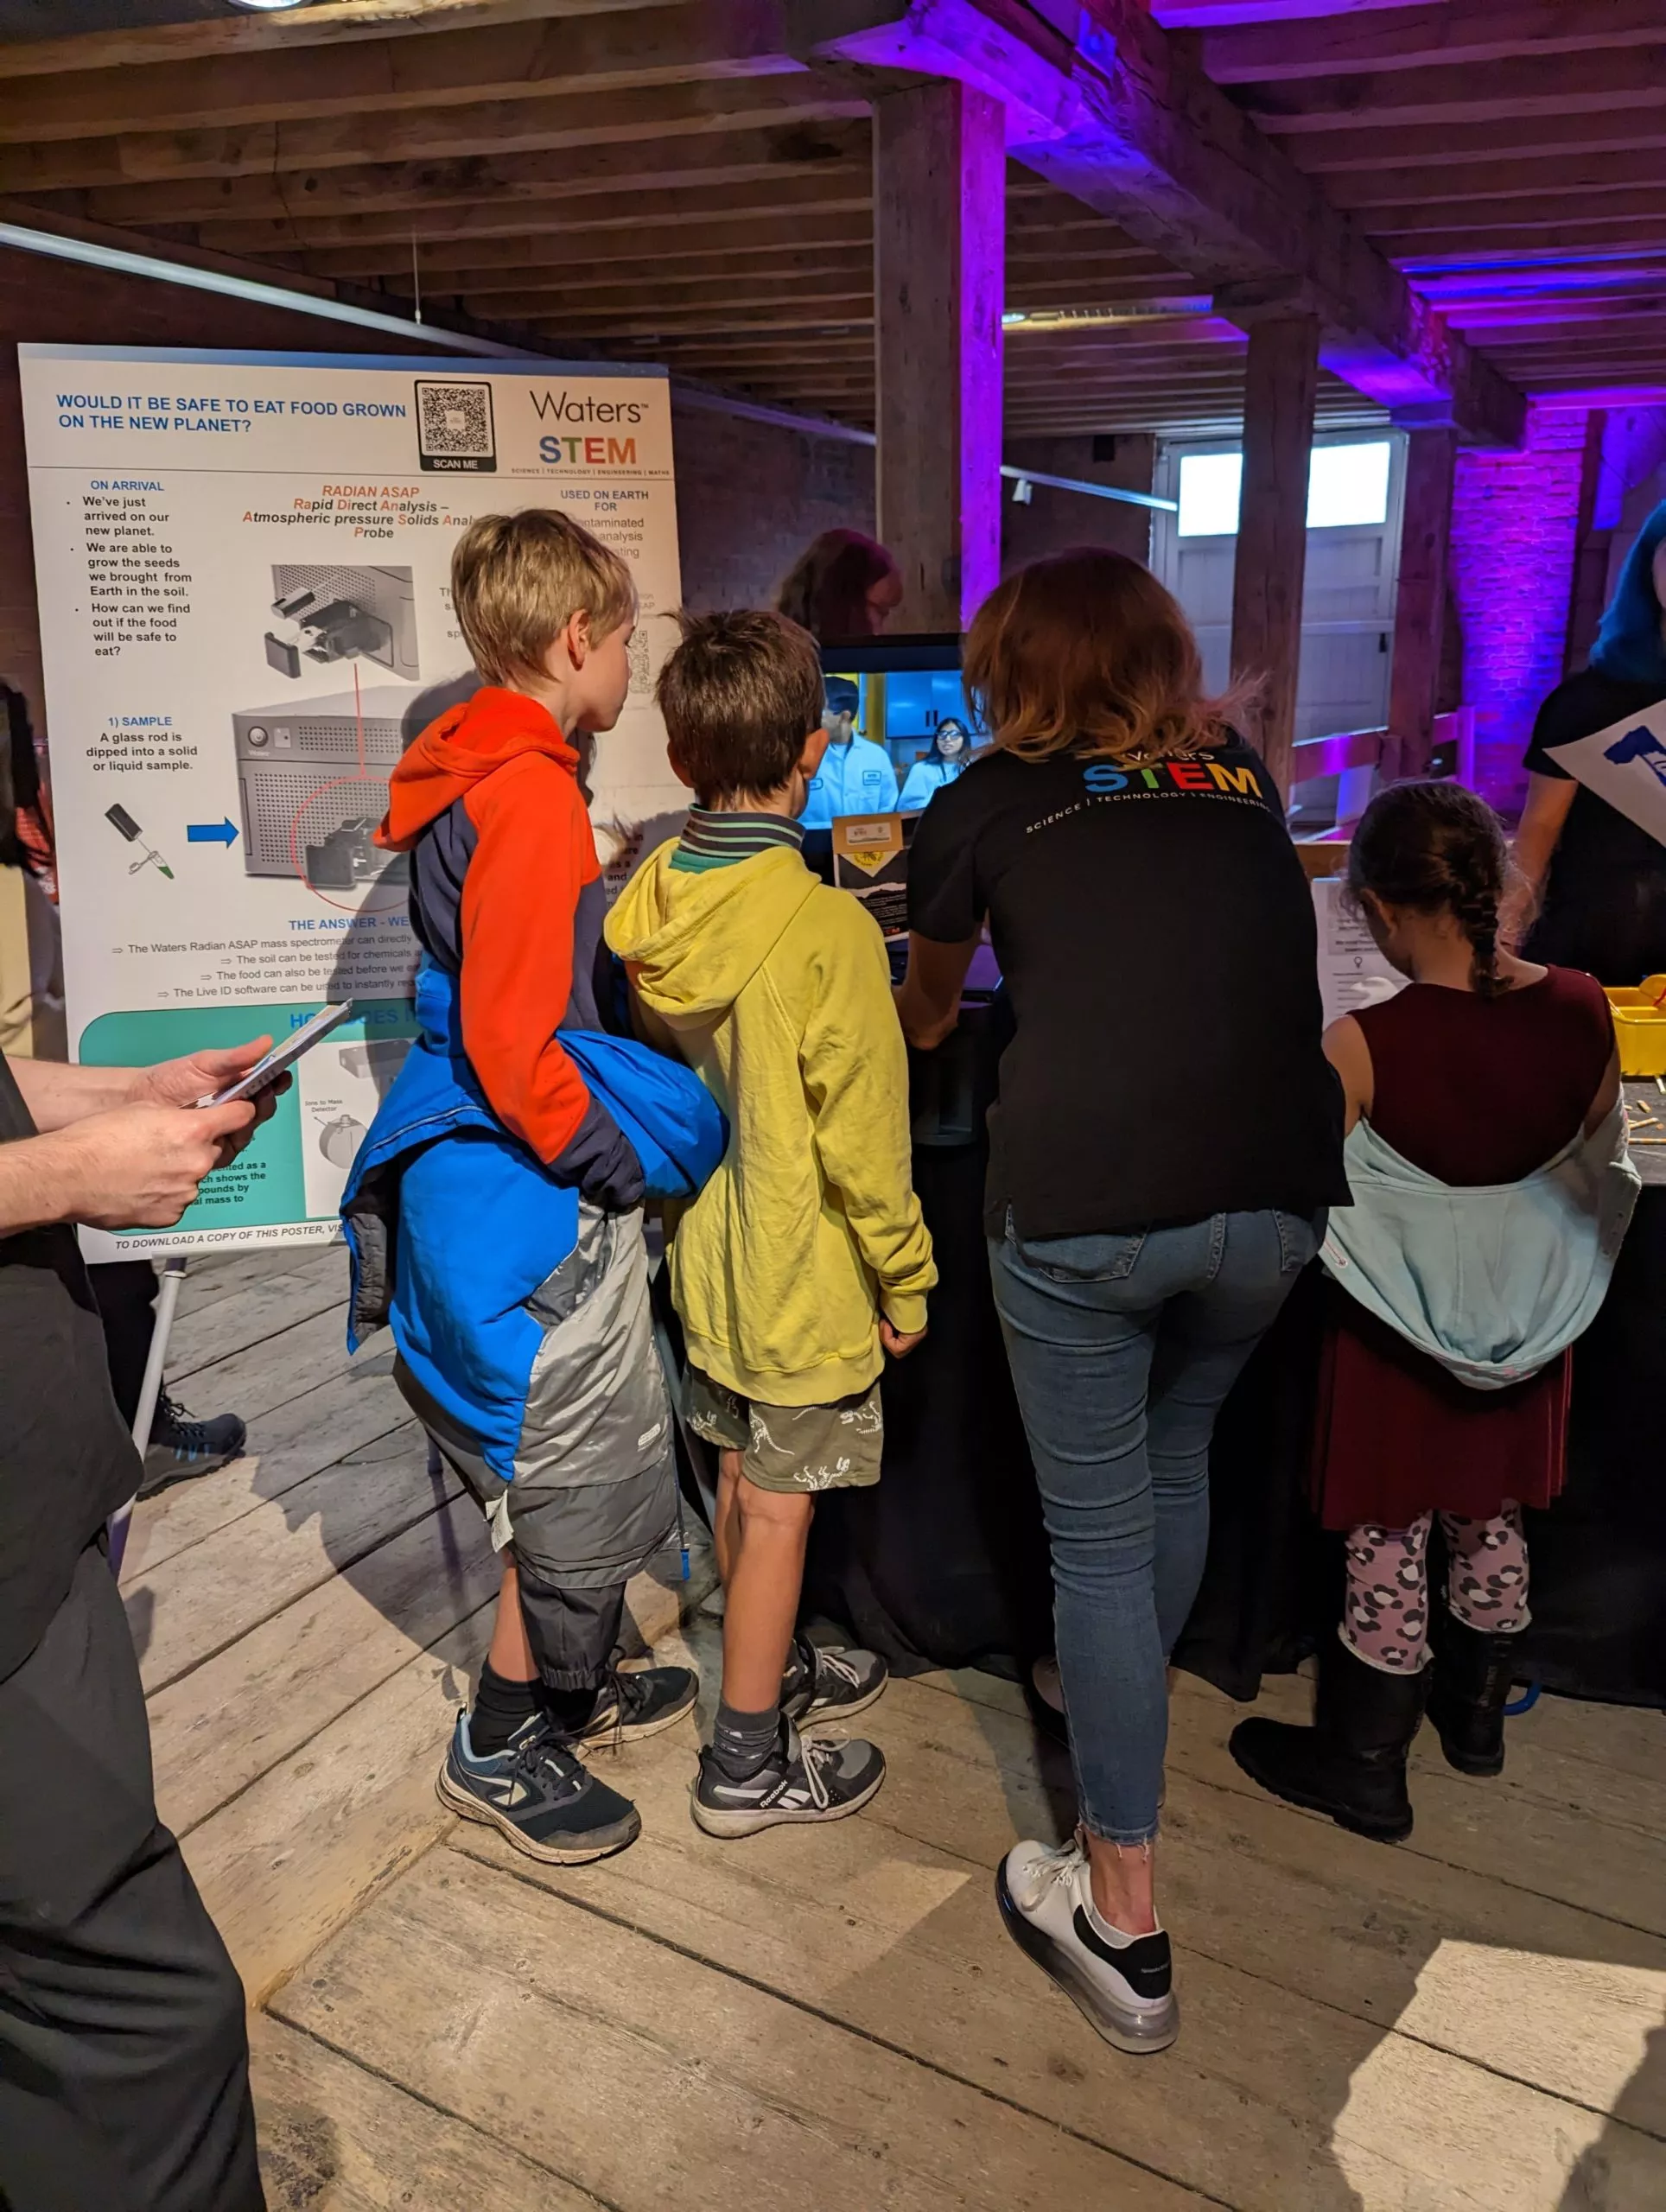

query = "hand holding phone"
[197,1002,357,1107]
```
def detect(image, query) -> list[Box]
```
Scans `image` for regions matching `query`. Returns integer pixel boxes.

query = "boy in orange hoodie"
[376,509,696,1864]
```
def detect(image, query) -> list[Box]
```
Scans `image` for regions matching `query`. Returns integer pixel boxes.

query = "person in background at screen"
[799,675,900,831]
[900,717,971,810]
[0,1039,278,2212]
[776,528,902,645]
[895,549,1348,2061]
[1510,499,1666,982]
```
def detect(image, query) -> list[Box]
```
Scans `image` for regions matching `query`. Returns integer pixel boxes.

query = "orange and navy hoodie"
[376,686,642,1207]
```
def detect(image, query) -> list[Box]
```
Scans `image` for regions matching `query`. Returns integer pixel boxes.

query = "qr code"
[627,626,651,694]
[414,379,496,472]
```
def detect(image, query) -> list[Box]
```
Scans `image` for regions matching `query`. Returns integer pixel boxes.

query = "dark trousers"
[516,1567,626,1692]
[88,1260,159,1430]
[0,1544,264,2212]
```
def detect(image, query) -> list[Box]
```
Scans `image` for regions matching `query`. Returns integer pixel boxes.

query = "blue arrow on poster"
[187,817,239,847]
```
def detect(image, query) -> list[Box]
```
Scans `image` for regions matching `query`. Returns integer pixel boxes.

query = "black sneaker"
[573,1662,699,1747]
[437,1711,640,1864]
[997,1836,1179,2055]
[138,1395,246,1497]
[690,1718,885,1838]
[781,1637,888,1726]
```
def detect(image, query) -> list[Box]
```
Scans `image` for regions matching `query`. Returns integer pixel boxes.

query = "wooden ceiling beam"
[0,3,805,145]
[409,255,873,308]
[798,0,1525,444]
[525,304,874,337]
[1445,302,1666,336]
[304,207,872,278]
[0,2,662,79]
[1356,191,1666,240]
[1281,111,1666,175]
[1192,2,1666,86]
[190,171,868,257]
[1242,48,1666,134]
[1383,223,1666,263]
[1329,149,1666,211]
[190,178,1135,265]
[31,118,868,228]
[0,79,868,195]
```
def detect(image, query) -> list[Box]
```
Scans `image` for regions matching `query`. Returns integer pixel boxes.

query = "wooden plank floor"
[125,1252,1666,2212]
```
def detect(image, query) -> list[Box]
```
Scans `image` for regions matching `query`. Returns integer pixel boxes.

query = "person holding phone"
[0,1036,278,2212]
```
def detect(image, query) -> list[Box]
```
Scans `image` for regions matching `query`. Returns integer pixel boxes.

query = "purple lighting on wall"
[1448,404,1592,812]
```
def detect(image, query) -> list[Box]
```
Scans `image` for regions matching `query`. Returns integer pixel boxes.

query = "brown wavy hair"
[1347,780,1513,1000]
[964,547,1250,766]
[776,529,898,644]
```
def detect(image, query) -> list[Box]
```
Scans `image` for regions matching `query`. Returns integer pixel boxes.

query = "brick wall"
[1449,402,1593,805]
[671,397,874,612]
[1001,434,1157,573]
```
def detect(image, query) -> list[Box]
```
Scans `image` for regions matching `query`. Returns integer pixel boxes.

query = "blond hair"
[965,547,1253,766]
[450,508,635,688]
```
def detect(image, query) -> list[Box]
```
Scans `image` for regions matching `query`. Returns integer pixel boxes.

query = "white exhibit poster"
[1312,874,1405,1028]
[18,345,685,1256]
[1545,695,1666,850]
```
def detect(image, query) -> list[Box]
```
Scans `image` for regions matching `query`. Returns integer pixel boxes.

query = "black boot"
[1229,1637,1430,1843]
[1428,1615,1522,1777]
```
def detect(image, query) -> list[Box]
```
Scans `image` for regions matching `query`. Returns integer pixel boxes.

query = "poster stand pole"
[107,1253,188,1581]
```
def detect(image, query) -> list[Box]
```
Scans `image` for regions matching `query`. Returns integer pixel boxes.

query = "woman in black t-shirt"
[1513,500,1666,983]
[898,549,1346,2058]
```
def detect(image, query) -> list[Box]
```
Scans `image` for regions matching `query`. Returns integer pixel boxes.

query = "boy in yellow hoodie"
[607,610,935,1834]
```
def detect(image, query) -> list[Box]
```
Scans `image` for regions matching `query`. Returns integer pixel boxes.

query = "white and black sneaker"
[690,1717,885,1838]
[996,1836,1179,2055]
[438,1711,641,1865]
[780,1637,888,1727]
[572,1662,699,1748]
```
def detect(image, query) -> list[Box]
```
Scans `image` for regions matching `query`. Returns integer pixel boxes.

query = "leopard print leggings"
[1342,1503,1529,1675]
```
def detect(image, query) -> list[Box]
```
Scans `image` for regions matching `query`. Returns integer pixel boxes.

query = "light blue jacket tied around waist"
[1320,1103,1639,1391]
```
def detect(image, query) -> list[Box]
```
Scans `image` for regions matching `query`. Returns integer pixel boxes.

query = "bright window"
[1306,440,1392,529]
[1176,451,1243,537]
[1175,439,1394,537]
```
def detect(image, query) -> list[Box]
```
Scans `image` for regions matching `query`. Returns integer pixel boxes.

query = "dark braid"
[1346,780,1510,998]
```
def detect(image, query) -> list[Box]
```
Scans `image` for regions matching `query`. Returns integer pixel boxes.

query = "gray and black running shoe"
[574,1662,699,1747]
[691,1717,885,1839]
[438,1711,640,1864]
[781,1637,888,1726]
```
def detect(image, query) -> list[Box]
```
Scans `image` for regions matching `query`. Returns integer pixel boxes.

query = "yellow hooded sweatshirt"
[606,840,935,1407]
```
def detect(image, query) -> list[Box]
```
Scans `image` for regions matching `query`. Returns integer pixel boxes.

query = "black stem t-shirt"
[906,738,1349,1239]
[1522,666,1666,985]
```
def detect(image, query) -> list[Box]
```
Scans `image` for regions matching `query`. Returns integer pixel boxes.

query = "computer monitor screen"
[819,633,981,780]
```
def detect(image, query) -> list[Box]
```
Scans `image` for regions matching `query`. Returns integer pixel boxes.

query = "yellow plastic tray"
[1606,988,1666,1078]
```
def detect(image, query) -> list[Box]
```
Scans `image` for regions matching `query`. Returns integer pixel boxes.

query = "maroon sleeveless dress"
[1312,967,1615,1531]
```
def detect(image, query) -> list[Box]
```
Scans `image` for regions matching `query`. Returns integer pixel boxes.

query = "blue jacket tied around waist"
[340,959,726,1521]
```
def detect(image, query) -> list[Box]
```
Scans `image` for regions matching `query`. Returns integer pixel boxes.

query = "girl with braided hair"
[1231,781,1624,1843]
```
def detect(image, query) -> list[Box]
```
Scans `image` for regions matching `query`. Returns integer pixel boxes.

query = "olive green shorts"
[684,1368,884,1494]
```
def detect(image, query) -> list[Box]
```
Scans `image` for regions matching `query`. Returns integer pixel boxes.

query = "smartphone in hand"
[198,1001,357,1107]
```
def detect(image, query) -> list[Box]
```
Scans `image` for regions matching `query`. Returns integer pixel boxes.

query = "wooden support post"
[873,79,1004,631]
[1230,314,1319,801]
[1386,423,1459,784]
[1564,410,1612,680]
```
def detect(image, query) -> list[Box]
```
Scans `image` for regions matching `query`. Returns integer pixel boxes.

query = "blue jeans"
[989,1208,1321,1843]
